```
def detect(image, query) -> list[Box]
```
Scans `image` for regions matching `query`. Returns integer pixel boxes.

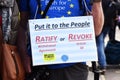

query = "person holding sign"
[18,0,104,80]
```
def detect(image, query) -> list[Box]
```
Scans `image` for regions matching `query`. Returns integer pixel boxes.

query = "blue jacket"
[19,0,91,69]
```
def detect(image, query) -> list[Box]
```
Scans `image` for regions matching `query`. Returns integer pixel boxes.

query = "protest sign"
[29,16,98,66]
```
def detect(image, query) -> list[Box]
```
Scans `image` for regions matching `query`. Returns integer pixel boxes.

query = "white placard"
[28,16,98,66]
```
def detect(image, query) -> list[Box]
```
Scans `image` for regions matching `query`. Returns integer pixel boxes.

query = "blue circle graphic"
[61,55,68,62]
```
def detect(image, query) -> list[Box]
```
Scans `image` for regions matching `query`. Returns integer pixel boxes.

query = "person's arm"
[17,11,32,73]
[92,1,104,36]
[17,0,32,73]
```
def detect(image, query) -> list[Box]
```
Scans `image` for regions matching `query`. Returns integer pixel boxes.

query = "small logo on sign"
[61,55,68,62]
[43,53,56,62]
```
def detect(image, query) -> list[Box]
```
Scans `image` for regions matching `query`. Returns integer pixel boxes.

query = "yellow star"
[67,11,71,15]
[70,4,74,8]
[41,11,44,15]
[46,16,49,19]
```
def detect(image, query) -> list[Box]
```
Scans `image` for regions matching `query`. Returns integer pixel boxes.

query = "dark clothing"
[102,0,117,41]
[49,63,89,80]
[102,0,117,26]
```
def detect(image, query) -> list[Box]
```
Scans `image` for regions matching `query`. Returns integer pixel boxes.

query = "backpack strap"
[42,0,54,18]
[36,0,54,18]
[78,0,92,15]
[78,0,83,10]
[83,0,92,15]
[36,0,41,15]
[26,0,30,14]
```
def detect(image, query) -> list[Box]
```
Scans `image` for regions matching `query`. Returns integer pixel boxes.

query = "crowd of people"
[0,0,120,80]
